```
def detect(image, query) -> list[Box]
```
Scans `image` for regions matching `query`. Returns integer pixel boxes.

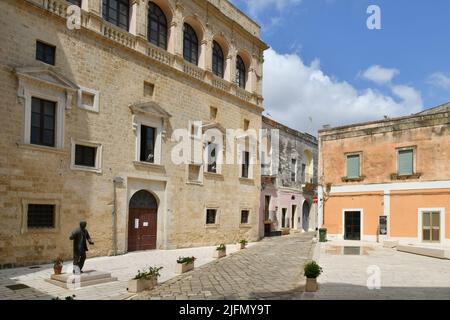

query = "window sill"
[341,176,366,183]
[22,227,59,235]
[204,172,224,179]
[17,143,67,155]
[239,224,252,229]
[239,177,254,183]
[391,173,421,180]
[133,161,164,170]
[186,181,203,186]
[205,224,219,229]
[70,165,102,174]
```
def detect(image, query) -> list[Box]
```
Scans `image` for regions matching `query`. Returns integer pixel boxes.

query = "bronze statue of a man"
[70,221,94,274]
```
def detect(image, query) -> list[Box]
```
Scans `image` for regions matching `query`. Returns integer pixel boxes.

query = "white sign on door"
[135,219,139,229]
[143,222,149,227]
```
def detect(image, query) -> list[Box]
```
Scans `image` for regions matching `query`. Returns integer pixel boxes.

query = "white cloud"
[263,49,423,135]
[428,72,450,91]
[244,0,302,16]
[362,65,399,85]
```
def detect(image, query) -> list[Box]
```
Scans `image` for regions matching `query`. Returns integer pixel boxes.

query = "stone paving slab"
[134,233,315,300]
[305,240,450,300]
[0,242,252,300]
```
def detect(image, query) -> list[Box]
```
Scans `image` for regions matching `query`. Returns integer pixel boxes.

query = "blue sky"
[230,0,450,134]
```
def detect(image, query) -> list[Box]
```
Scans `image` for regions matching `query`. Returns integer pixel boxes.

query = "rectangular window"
[422,211,440,242]
[102,0,130,31]
[242,151,250,178]
[264,196,271,221]
[291,159,297,182]
[75,145,97,167]
[346,154,360,178]
[241,210,249,224]
[301,164,306,182]
[207,142,217,173]
[36,41,56,65]
[206,209,217,225]
[398,149,414,176]
[140,125,156,163]
[31,97,56,147]
[281,208,287,228]
[67,0,81,6]
[27,204,55,228]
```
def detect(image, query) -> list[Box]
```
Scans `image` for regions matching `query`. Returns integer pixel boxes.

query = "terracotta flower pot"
[305,277,318,292]
[53,265,63,275]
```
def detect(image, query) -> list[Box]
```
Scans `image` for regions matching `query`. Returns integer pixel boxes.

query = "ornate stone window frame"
[15,67,79,150]
[129,101,171,166]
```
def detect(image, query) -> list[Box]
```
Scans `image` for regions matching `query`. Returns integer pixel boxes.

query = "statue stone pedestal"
[45,270,118,289]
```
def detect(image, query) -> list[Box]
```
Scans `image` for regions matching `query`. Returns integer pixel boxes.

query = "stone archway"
[302,201,310,232]
[128,190,158,252]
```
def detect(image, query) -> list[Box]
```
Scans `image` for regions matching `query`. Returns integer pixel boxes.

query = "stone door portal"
[128,190,158,252]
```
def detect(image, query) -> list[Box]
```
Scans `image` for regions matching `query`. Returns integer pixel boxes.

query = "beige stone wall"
[0,0,264,267]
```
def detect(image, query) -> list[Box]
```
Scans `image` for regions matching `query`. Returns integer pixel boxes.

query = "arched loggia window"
[102,0,130,31]
[148,2,168,50]
[236,55,246,89]
[212,41,224,78]
[183,23,199,65]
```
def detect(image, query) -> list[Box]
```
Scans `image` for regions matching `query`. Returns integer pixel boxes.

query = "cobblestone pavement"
[0,243,250,300]
[305,240,450,300]
[134,233,315,300]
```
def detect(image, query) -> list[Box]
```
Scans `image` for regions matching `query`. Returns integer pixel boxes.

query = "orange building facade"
[318,103,450,246]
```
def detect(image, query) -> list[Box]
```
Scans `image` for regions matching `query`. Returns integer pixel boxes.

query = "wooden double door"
[128,190,158,252]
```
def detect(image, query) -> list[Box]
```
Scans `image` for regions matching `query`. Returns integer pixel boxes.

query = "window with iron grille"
[140,125,156,163]
[291,159,297,182]
[241,151,250,178]
[183,23,199,65]
[206,209,217,225]
[75,145,97,167]
[241,210,249,224]
[236,55,246,88]
[31,97,56,147]
[212,41,224,78]
[102,0,130,31]
[27,204,55,228]
[36,41,56,65]
[148,2,167,49]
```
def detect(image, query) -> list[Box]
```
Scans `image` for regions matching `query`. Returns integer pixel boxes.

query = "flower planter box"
[177,262,194,274]
[240,243,246,250]
[127,278,157,293]
[214,249,226,259]
[281,228,291,236]
[305,278,318,292]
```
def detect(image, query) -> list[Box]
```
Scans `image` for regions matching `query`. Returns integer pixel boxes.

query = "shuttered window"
[346,154,360,178]
[398,149,414,176]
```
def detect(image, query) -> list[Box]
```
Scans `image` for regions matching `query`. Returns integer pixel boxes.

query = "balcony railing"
[36,0,261,107]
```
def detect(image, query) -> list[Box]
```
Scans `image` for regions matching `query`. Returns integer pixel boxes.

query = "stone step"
[45,270,118,289]
[397,245,450,260]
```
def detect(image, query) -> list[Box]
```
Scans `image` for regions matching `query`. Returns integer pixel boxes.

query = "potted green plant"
[176,256,196,274]
[128,266,163,293]
[214,244,227,258]
[304,261,323,292]
[53,257,63,275]
[239,239,248,250]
